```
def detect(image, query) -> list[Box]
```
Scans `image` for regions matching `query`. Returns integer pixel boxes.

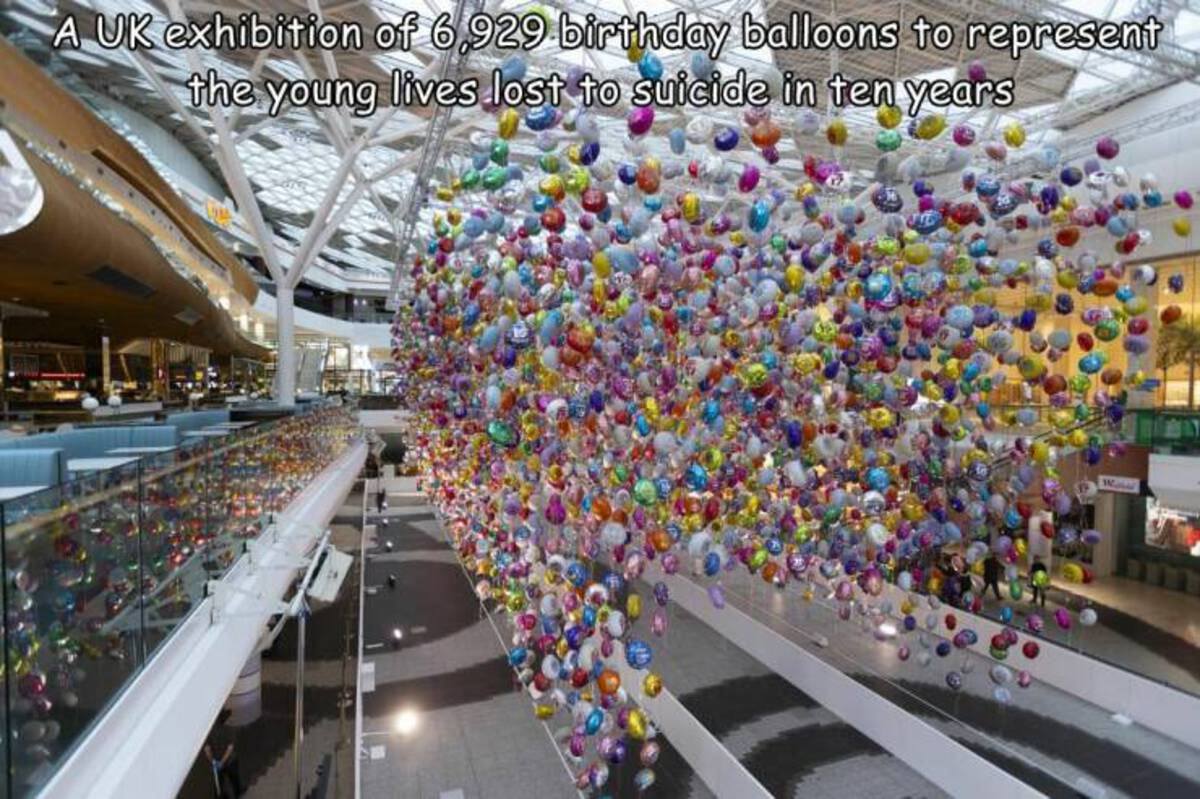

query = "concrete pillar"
[1027,510,1054,573]
[275,284,297,408]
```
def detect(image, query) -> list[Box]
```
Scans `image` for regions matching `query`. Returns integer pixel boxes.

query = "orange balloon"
[636,164,661,194]
[592,496,612,521]
[649,528,672,552]
[597,668,621,695]
[761,561,779,584]
[750,119,781,149]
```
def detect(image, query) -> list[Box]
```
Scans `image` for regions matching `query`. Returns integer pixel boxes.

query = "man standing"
[982,552,1003,601]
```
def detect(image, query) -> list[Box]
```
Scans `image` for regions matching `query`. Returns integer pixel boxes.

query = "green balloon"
[875,129,902,152]
[486,420,517,448]
[490,139,509,166]
[633,478,657,507]
[482,166,508,190]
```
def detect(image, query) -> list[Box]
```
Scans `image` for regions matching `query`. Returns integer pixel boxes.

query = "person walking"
[1030,557,1049,607]
[203,728,241,797]
[983,552,1003,601]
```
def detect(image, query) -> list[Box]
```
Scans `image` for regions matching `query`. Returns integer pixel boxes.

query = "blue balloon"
[499,54,527,82]
[668,127,686,154]
[638,52,664,81]
[625,639,653,670]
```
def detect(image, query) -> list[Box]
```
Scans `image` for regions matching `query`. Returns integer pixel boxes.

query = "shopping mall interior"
[1,0,1200,797]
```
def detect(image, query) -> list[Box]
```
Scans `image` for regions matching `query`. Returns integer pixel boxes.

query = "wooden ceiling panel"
[0,145,267,358]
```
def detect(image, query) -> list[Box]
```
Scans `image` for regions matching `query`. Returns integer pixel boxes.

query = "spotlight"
[393,708,419,735]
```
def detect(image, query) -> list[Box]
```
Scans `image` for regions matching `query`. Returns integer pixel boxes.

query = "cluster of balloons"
[395,44,1187,791]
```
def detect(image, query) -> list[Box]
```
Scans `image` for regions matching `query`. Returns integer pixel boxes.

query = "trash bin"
[1144,561,1164,586]
[1186,570,1200,597]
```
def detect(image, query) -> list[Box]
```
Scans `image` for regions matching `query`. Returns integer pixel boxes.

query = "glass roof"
[2,0,1199,287]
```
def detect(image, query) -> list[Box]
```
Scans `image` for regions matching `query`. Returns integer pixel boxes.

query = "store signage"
[1098,474,1140,494]
[205,198,232,228]
[14,371,85,380]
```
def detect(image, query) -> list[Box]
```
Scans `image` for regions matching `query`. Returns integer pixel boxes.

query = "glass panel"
[1,473,142,795]
[139,442,216,656]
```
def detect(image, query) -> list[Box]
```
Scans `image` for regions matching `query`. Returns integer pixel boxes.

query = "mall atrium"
[0,0,1198,797]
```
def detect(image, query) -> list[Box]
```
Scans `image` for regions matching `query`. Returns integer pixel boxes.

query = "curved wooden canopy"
[0,142,266,357]
[0,37,259,304]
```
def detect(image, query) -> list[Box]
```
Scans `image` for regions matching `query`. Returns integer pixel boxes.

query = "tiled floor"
[1060,575,1200,647]
[359,504,579,799]
[689,564,1200,798]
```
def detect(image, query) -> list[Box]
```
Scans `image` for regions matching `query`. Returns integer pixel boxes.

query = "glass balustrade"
[0,404,361,797]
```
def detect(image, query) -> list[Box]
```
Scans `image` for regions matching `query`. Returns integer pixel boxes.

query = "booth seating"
[0,426,178,464]
[163,410,230,435]
[0,449,68,490]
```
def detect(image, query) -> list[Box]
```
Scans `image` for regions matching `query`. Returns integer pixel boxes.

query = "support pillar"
[150,338,168,400]
[1090,493,1119,578]
[275,284,297,408]
[101,335,111,397]
[226,651,262,727]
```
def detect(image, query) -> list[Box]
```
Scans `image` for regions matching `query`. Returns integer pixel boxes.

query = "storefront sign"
[205,198,232,228]
[1098,474,1140,494]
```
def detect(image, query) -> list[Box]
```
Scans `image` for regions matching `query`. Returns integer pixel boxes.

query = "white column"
[226,651,262,727]
[275,284,297,408]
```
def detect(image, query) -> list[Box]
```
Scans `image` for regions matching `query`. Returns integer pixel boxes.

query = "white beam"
[164,0,284,283]
[120,51,211,143]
